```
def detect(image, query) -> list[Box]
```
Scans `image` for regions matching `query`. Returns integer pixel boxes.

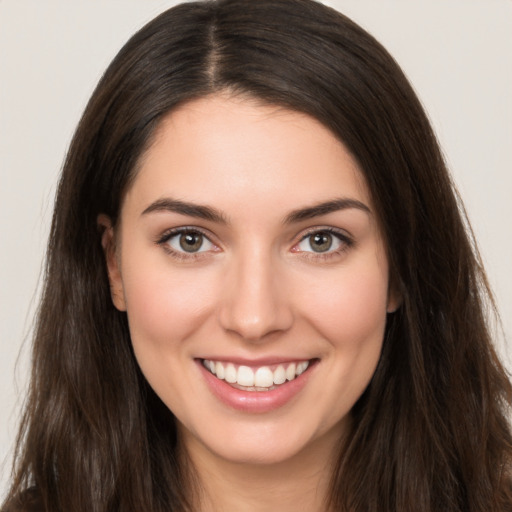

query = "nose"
[218,247,294,342]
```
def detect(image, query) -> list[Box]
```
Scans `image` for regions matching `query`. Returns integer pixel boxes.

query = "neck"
[180,425,345,512]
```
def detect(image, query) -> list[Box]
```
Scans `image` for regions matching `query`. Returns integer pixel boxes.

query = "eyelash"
[155,226,354,262]
[292,227,354,261]
[156,227,218,261]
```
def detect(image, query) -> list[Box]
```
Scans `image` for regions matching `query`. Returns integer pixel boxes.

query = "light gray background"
[1,0,511,496]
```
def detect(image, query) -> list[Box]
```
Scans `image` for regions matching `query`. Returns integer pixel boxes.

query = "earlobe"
[386,298,401,314]
[97,214,126,311]
[386,282,402,314]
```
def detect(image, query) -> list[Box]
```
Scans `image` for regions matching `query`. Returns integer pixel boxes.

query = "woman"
[3,0,511,510]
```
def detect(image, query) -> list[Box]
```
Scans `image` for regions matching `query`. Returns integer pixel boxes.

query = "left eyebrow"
[283,198,371,224]
[141,198,228,224]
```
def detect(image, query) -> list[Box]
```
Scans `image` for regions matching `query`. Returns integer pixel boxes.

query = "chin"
[178,413,346,468]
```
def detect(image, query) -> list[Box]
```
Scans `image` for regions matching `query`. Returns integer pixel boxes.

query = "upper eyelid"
[295,225,353,242]
[156,227,219,260]
[156,225,217,244]
[155,225,353,250]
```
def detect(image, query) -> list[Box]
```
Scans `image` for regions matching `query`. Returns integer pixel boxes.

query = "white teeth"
[203,359,311,389]
[237,366,255,387]
[225,363,237,383]
[286,363,296,381]
[254,367,274,387]
[296,361,309,375]
[215,361,225,380]
[273,365,286,385]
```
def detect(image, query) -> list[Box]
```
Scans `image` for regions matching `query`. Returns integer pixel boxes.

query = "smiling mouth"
[201,359,313,391]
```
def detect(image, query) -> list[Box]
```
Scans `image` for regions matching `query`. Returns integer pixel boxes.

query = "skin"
[100,94,398,512]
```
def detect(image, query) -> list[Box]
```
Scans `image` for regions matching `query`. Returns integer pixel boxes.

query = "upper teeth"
[203,360,310,388]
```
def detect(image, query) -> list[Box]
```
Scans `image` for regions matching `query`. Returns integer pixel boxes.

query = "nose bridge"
[219,242,292,341]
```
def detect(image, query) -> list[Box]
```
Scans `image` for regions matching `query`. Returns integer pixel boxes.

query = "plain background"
[1,0,511,497]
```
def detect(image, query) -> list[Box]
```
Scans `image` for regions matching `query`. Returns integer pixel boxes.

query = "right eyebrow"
[283,197,371,224]
[141,198,228,224]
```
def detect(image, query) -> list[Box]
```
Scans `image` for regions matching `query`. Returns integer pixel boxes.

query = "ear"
[386,279,402,314]
[97,214,126,311]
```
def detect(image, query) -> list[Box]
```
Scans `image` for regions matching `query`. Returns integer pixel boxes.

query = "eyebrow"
[141,196,370,225]
[283,198,371,224]
[141,198,228,224]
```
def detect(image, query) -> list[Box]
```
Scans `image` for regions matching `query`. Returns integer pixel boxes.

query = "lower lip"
[197,360,317,413]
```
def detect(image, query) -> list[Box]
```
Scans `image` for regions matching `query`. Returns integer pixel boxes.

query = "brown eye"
[308,232,333,252]
[179,232,204,252]
[163,229,215,254]
[296,229,349,255]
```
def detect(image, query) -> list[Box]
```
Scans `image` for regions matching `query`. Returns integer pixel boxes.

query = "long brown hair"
[4,1,512,510]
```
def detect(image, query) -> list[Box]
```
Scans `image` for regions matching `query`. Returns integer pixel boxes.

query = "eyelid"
[156,225,216,244]
[155,225,221,258]
[295,226,353,244]
[155,225,354,261]
[291,226,354,256]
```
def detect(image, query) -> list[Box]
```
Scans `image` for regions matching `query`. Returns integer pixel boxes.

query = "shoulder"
[2,488,43,512]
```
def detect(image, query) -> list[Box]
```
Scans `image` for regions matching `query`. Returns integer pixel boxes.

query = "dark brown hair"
[4,0,512,511]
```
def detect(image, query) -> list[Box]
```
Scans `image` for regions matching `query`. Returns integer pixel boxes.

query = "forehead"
[124,94,371,217]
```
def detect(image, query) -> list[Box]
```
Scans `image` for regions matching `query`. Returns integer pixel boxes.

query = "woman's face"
[103,95,398,466]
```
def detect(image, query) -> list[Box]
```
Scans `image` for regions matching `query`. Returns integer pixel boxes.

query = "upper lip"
[197,356,315,366]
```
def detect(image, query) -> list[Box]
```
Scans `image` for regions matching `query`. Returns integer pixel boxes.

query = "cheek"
[300,257,390,350]
[121,258,218,349]
[298,258,390,417]
[120,261,220,409]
